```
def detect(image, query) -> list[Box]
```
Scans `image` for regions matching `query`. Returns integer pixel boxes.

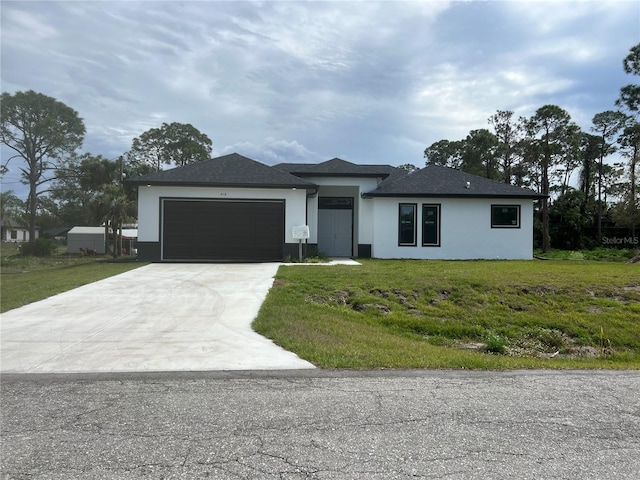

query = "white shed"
[67,226,106,254]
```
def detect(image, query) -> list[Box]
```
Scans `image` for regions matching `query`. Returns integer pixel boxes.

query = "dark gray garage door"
[162,199,284,261]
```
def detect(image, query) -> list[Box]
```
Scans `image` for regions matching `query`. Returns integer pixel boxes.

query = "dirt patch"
[352,303,392,315]
[520,285,560,296]
[455,330,613,359]
[505,302,528,311]
[429,290,451,305]
[370,289,421,313]
[306,290,350,306]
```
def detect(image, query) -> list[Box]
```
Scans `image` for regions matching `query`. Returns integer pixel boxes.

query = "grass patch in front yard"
[1,243,146,312]
[535,247,637,262]
[253,259,640,369]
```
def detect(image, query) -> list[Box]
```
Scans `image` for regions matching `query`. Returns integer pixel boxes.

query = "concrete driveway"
[0,263,315,373]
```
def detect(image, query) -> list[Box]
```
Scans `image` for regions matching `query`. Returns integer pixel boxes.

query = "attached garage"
[129,153,317,262]
[161,199,285,262]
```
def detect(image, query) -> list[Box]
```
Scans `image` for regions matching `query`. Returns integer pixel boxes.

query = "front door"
[317,197,353,257]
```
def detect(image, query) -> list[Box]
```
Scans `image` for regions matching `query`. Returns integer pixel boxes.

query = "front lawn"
[253,259,640,369]
[1,243,146,312]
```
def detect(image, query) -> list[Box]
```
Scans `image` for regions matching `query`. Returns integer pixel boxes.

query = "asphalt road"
[1,369,639,479]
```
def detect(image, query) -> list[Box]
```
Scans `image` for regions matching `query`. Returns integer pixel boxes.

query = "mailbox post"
[291,226,310,261]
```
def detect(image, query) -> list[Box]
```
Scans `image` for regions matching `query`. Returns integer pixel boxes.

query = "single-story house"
[127,153,545,262]
[0,217,39,243]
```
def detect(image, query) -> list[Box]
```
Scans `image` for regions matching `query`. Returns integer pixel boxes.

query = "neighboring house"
[0,217,39,242]
[128,153,545,262]
[67,226,106,254]
[45,226,73,242]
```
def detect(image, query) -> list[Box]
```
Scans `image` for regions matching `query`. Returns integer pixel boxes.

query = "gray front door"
[317,198,353,257]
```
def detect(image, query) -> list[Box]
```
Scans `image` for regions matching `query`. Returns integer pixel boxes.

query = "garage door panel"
[162,200,284,261]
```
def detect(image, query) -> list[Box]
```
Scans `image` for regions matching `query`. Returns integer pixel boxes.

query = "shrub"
[484,332,508,354]
[20,238,57,257]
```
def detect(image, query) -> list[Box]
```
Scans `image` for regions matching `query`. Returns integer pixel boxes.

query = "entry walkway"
[1,263,315,373]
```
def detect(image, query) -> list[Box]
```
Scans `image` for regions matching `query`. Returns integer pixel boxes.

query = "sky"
[1,0,639,199]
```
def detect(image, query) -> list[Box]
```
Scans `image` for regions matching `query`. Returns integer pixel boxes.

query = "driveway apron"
[0,263,315,373]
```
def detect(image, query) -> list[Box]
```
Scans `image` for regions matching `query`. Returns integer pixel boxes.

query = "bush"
[20,238,58,257]
[484,332,508,354]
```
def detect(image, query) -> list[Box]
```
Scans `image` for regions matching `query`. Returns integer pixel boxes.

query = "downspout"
[305,188,318,258]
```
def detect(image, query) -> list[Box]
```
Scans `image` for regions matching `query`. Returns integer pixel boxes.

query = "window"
[10,230,17,240]
[318,197,353,209]
[491,205,520,228]
[398,203,417,246]
[422,204,441,246]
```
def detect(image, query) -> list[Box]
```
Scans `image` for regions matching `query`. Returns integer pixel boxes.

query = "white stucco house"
[0,217,39,243]
[128,153,545,262]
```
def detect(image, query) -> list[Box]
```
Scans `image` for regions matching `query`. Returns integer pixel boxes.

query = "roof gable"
[365,165,545,199]
[128,153,315,189]
[276,158,396,177]
[0,217,37,229]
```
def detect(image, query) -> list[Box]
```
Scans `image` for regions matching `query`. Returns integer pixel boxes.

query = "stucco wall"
[1,227,39,242]
[371,197,535,260]
[303,176,380,246]
[137,185,308,243]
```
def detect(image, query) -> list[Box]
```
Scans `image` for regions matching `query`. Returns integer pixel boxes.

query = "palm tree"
[97,185,135,257]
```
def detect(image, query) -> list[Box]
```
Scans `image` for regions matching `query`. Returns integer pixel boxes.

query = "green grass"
[535,247,637,262]
[1,243,146,312]
[253,259,640,369]
[3,242,638,370]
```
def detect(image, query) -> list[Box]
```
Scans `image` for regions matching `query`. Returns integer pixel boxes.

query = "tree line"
[419,43,640,252]
[1,92,212,254]
[1,43,638,255]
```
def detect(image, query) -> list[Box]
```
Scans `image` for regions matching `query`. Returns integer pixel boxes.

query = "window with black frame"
[491,205,520,228]
[422,204,441,246]
[398,203,417,246]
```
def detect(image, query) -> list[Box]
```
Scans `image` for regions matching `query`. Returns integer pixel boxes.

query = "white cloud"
[413,61,575,142]
[0,0,637,199]
[218,137,323,165]
[1,8,59,44]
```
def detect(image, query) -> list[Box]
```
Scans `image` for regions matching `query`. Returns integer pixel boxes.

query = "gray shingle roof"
[127,153,316,189]
[364,165,545,199]
[128,154,544,199]
[275,158,396,177]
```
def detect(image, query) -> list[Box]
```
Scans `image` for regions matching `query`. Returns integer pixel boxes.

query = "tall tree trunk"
[541,148,551,252]
[503,149,511,184]
[542,171,550,251]
[104,223,109,255]
[28,176,37,243]
[631,147,638,239]
[597,154,603,241]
